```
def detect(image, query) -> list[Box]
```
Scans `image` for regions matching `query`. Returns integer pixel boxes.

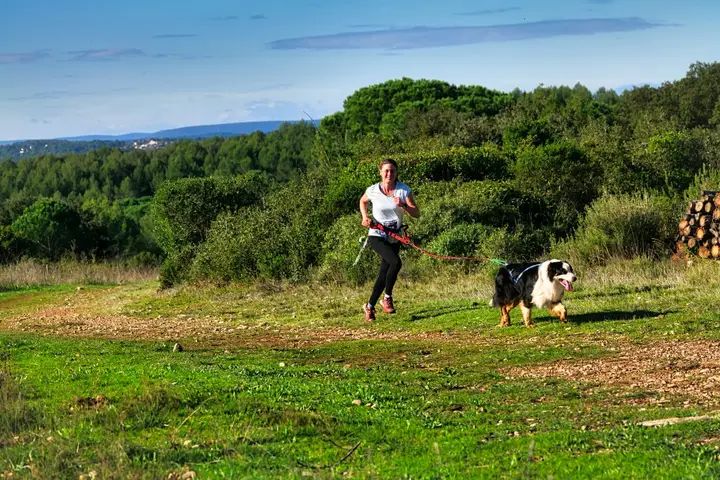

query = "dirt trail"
[506,340,720,405]
[0,286,477,349]
[5,285,720,404]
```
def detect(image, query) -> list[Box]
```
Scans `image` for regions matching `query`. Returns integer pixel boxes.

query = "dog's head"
[548,260,577,291]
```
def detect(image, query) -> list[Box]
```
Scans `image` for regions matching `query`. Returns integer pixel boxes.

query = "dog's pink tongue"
[560,280,573,291]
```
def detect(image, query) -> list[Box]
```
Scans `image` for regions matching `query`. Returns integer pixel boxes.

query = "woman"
[359,158,420,322]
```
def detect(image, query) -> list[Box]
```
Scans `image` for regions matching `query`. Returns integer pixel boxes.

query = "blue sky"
[1,0,718,140]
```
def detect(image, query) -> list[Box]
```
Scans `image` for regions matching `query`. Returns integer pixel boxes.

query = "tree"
[11,198,87,259]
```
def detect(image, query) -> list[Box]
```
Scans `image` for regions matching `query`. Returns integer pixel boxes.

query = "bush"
[416,224,538,269]
[513,141,601,233]
[396,144,510,184]
[190,172,334,283]
[551,193,678,266]
[323,165,378,216]
[150,172,269,256]
[151,172,270,285]
[410,180,549,243]
[315,214,377,285]
[0,225,25,264]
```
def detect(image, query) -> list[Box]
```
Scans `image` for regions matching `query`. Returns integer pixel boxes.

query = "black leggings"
[367,236,402,306]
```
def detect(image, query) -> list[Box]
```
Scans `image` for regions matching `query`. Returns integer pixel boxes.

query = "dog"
[491,259,577,327]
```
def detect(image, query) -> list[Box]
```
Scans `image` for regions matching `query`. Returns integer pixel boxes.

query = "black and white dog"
[491,260,577,327]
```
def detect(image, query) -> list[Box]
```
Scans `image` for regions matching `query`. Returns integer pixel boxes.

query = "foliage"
[150,172,269,255]
[0,225,25,264]
[5,62,720,277]
[10,198,88,260]
[551,193,679,266]
[410,180,549,242]
[338,78,512,141]
[151,173,270,286]
[190,172,332,283]
[315,214,377,285]
[513,140,601,233]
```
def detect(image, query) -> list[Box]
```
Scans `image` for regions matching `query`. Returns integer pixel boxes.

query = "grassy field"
[3,258,720,478]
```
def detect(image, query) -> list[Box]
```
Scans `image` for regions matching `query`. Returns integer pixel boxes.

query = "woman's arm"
[397,193,419,218]
[360,193,372,227]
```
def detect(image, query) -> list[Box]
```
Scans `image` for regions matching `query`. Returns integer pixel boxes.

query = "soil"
[505,340,720,406]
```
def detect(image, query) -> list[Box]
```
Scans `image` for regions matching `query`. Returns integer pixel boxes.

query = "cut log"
[688,237,698,249]
[705,201,714,213]
[713,245,720,258]
[679,218,689,230]
[700,215,712,227]
[699,246,711,258]
[682,225,692,236]
[714,195,720,208]
[695,200,706,213]
[696,227,707,240]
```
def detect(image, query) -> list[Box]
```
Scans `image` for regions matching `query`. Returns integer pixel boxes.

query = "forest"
[2,61,720,286]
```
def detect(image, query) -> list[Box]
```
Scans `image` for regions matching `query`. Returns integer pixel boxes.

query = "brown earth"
[505,340,720,406]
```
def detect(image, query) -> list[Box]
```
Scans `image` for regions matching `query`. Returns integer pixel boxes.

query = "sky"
[1,0,719,141]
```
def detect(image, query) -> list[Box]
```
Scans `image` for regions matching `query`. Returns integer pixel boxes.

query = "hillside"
[0,119,317,161]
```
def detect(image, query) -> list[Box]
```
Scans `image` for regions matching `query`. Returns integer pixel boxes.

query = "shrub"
[150,172,269,256]
[551,193,678,266]
[0,225,25,264]
[151,172,270,285]
[315,214,377,285]
[323,164,377,216]
[513,140,601,233]
[190,172,333,283]
[190,209,269,283]
[410,180,549,243]
[417,224,536,269]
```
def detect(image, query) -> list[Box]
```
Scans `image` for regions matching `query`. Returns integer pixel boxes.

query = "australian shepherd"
[491,260,577,327]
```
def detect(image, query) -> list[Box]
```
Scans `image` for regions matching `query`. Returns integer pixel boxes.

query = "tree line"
[3,62,720,283]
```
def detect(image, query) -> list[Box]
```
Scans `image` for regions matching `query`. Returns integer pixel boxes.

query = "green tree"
[11,198,87,259]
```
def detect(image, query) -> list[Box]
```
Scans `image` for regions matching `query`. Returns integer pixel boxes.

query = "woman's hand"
[361,216,372,228]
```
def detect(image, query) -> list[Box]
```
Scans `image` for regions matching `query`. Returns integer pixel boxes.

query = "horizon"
[2,0,718,140]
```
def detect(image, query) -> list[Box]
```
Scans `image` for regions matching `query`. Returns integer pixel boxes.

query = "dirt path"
[505,340,720,406]
[5,285,720,405]
[0,285,484,349]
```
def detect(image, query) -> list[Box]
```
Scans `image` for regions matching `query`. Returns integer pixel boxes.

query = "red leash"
[368,221,505,264]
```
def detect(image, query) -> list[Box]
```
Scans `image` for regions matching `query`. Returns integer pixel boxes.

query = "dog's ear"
[547,261,564,280]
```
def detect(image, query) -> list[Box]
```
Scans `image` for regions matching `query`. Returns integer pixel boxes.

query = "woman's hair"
[378,158,398,170]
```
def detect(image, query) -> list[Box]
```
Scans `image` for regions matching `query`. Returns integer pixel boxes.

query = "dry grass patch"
[0,259,157,290]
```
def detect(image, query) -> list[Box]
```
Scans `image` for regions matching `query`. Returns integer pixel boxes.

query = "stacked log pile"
[676,191,720,258]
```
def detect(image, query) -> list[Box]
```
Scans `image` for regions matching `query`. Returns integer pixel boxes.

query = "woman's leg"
[367,237,401,306]
[383,241,402,297]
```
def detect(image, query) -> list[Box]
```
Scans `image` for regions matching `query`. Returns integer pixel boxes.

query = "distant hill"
[62,120,301,141]
[0,139,131,161]
[0,119,318,161]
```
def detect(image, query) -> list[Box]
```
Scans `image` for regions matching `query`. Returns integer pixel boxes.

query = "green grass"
[3,258,720,478]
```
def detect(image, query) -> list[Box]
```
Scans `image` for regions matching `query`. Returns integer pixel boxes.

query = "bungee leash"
[362,221,507,265]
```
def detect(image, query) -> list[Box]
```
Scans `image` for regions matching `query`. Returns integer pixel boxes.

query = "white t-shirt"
[365,181,412,240]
